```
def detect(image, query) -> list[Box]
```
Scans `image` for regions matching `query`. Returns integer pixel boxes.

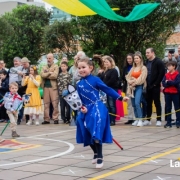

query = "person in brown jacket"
[41,53,59,124]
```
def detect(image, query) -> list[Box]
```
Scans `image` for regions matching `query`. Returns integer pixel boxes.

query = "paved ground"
[0,115,180,180]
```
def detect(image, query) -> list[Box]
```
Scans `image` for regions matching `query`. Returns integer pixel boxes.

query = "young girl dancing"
[22,65,43,125]
[76,57,129,168]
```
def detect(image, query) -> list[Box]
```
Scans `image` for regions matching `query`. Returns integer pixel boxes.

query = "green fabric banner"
[79,0,160,22]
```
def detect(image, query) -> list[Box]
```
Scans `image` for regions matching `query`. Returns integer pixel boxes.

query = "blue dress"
[76,74,121,146]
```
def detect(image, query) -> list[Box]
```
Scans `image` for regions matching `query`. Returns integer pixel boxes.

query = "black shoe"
[124,120,133,124]
[164,124,172,128]
[42,121,50,124]
[54,120,59,124]
[110,122,115,126]
[176,121,180,128]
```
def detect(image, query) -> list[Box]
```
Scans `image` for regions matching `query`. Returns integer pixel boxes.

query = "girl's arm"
[134,66,148,85]
[32,75,41,87]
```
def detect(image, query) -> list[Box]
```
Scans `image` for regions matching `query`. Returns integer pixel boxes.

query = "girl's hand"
[81,106,87,113]
[29,74,34,79]
[123,96,129,102]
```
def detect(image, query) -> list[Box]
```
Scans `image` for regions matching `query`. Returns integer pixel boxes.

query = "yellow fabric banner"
[43,0,98,16]
[43,0,119,16]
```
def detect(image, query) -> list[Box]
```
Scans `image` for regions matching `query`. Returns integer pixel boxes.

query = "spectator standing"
[122,53,135,124]
[144,48,165,126]
[126,52,147,127]
[9,57,22,84]
[57,62,72,124]
[162,61,180,128]
[0,70,9,122]
[41,53,59,124]
[22,65,42,125]
[100,56,119,126]
[17,57,30,125]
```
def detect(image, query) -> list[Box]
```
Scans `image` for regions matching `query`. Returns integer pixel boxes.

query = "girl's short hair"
[103,56,115,69]
[78,56,95,70]
[30,65,38,76]
[9,82,18,88]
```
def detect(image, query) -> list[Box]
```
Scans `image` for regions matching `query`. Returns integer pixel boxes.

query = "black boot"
[124,120,134,124]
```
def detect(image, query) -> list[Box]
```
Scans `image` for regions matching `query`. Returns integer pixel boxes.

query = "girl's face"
[134,56,141,65]
[30,68,35,75]
[78,62,93,77]
[104,59,111,69]
[127,56,133,65]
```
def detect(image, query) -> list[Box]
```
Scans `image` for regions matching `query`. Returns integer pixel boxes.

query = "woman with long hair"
[100,56,119,126]
[122,54,135,124]
[126,52,147,127]
[22,65,42,125]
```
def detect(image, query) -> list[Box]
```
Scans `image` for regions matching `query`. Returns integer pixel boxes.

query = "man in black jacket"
[144,48,165,126]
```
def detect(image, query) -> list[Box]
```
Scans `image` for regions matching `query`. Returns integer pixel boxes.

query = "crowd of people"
[0,46,180,138]
[1,47,180,168]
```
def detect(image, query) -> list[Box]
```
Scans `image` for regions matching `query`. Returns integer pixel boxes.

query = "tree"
[43,20,79,58]
[1,5,51,67]
[71,0,180,69]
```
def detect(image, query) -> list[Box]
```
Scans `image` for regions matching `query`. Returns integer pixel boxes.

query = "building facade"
[50,7,71,24]
[0,0,45,16]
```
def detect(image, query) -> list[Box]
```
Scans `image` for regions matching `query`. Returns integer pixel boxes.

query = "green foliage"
[71,0,180,69]
[43,20,79,59]
[1,5,51,67]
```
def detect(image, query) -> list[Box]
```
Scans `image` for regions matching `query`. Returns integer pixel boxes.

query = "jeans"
[146,86,162,121]
[131,85,143,119]
[141,93,147,118]
[60,96,70,121]
[165,93,180,125]
[107,93,117,124]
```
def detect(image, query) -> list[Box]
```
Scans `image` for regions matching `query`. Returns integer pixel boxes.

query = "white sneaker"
[137,120,143,127]
[132,120,138,126]
[156,121,162,126]
[92,158,97,164]
[35,121,40,126]
[26,120,32,125]
[143,120,152,126]
[96,159,103,169]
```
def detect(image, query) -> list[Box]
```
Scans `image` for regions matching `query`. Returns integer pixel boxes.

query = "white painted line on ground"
[18,129,76,139]
[62,169,82,175]
[0,137,75,167]
[153,176,171,180]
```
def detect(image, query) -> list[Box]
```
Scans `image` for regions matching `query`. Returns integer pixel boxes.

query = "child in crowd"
[3,82,22,137]
[162,61,180,128]
[0,70,9,122]
[22,65,42,125]
[57,62,72,124]
[76,57,129,168]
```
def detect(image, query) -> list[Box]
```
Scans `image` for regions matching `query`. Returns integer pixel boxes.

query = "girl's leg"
[94,140,103,168]
[35,114,40,126]
[26,114,33,125]
[90,144,97,164]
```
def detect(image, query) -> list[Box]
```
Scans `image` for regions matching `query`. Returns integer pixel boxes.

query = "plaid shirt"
[57,72,72,95]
